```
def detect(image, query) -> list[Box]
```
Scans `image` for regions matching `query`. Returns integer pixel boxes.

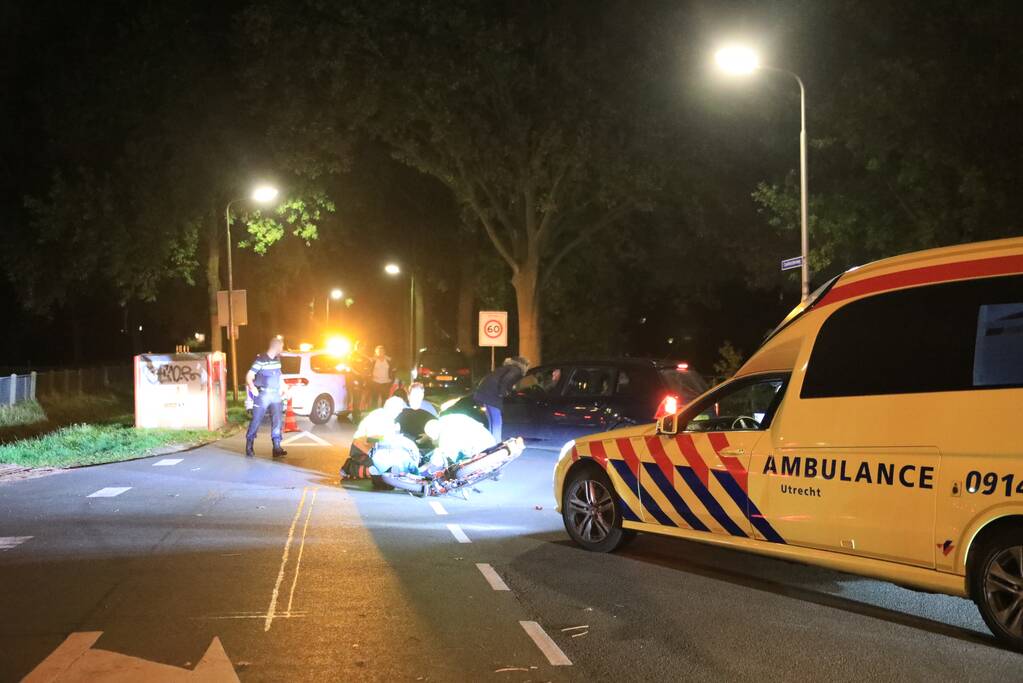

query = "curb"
[0,425,242,484]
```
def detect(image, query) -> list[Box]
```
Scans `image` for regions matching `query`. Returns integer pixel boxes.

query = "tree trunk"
[206,206,222,353]
[456,248,475,353]
[511,255,542,366]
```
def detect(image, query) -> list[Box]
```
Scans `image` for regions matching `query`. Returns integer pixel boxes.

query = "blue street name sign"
[780,256,803,272]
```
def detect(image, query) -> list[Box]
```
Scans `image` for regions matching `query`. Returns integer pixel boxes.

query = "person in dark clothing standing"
[245,337,288,458]
[473,356,529,441]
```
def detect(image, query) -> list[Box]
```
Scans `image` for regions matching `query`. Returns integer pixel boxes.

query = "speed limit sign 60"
[478,311,508,347]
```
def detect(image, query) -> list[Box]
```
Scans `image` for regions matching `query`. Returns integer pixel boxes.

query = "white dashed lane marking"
[475,563,510,591]
[429,501,448,515]
[446,523,471,543]
[87,487,132,498]
[519,621,572,666]
[152,459,183,467]
[0,536,32,551]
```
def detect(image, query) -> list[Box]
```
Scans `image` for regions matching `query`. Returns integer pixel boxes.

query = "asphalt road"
[1,417,1022,681]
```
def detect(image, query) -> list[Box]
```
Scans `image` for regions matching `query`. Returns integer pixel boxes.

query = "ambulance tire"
[970,527,1023,652]
[562,465,635,553]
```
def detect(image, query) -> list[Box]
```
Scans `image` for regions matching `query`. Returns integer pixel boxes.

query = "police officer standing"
[245,336,288,458]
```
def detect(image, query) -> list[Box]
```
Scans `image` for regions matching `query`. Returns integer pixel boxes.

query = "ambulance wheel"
[562,466,634,553]
[971,528,1023,651]
[309,395,334,424]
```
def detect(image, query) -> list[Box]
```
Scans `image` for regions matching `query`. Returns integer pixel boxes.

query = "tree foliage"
[240,0,683,362]
[752,0,1023,283]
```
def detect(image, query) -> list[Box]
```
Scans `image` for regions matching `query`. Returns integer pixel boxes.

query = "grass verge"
[0,400,47,428]
[0,423,233,469]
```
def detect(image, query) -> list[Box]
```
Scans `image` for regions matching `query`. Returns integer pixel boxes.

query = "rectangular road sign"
[478,311,508,347]
[216,289,248,326]
[780,256,803,272]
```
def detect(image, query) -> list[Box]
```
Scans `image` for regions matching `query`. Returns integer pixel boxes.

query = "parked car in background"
[443,358,707,450]
[414,347,473,395]
[279,350,348,424]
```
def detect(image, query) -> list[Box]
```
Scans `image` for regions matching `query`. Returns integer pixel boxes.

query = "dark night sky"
[2,1,1019,373]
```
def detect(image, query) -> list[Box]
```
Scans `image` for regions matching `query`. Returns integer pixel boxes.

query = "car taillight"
[655,394,680,419]
[419,367,433,377]
[284,377,309,386]
[456,368,471,376]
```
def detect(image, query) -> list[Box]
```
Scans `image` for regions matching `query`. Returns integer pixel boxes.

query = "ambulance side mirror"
[656,412,679,436]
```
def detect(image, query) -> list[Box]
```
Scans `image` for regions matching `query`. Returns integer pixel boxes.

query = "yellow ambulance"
[554,236,1023,649]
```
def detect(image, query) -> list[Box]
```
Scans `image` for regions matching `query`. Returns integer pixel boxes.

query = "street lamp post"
[715,45,811,301]
[325,288,343,326]
[224,184,279,401]
[384,263,416,374]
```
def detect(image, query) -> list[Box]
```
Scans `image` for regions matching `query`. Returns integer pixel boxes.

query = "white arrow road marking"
[22,631,239,681]
[87,487,131,498]
[446,523,471,543]
[519,621,572,666]
[0,536,32,551]
[152,459,183,467]
[279,431,331,447]
[475,563,510,591]
[428,501,447,515]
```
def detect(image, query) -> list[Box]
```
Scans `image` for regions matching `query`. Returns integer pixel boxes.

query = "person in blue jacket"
[472,356,529,441]
[245,337,288,458]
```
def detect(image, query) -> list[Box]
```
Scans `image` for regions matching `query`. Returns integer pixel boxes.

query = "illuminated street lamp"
[225,183,280,401]
[325,287,344,325]
[715,44,810,301]
[384,263,416,372]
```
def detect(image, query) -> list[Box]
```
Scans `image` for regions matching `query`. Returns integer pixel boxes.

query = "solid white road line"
[519,621,572,666]
[0,536,32,551]
[429,501,448,515]
[285,487,318,616]
[87,487,131,498]
[264,487,309,632]
[152,458,183,467]
[475,563,510,591]
[446,523,471,543]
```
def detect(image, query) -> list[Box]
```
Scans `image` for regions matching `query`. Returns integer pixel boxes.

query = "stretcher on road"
[378,437,525,497]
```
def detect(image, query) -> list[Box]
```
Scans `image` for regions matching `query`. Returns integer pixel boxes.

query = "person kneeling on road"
[245,336,289,458]
[423,413,497,469]
[341,396,407,479]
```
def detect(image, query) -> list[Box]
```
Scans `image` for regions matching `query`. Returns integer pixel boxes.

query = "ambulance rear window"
[802,274,1023,397]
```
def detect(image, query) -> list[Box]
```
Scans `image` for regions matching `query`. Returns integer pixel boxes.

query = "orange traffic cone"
[284,398,300,433]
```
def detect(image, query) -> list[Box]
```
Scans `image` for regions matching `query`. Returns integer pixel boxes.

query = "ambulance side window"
[682,377,786,432]
[802,273,1023,397]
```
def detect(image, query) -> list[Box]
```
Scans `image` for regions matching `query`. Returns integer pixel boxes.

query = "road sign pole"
[491,347,495,371]
[225,201,239,402]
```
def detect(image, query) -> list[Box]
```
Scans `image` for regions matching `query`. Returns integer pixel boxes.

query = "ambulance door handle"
[720,448,744,456]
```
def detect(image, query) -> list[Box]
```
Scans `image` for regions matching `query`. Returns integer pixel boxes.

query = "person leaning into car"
[245,336,288,458]
[473,356,529,441]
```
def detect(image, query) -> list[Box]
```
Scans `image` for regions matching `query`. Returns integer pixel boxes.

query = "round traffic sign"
[483,319,504,339]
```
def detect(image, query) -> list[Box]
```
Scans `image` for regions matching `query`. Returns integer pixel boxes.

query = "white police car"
[246,350,349,424]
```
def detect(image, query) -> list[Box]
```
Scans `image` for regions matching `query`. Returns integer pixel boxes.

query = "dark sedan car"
[414,347,473,394]
[445,359,708,451]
